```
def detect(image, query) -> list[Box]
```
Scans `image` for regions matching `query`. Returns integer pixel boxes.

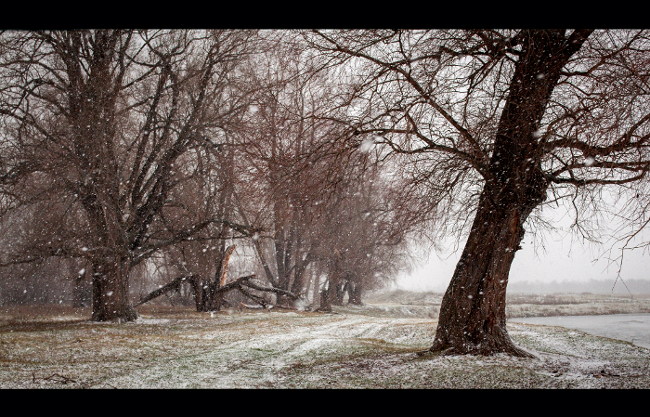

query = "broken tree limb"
[135,275,192,307]
[135,271,308,312]
[236,286,271,309]
[206,244,237,310]
[217,244,236,287]
[240,280,300,301]
[213,274,257,293]
[216,275,306,309]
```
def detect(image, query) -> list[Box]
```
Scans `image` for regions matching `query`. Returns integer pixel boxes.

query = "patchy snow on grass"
[1,292,649,389]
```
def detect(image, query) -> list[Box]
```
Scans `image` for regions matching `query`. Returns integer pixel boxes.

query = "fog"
[396,223,650,294]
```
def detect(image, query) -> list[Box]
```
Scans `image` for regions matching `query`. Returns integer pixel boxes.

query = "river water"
[509,313,650,350]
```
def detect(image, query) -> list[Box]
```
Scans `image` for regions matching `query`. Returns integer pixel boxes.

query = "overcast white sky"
[395,207,650,293]
[397,235,649,292]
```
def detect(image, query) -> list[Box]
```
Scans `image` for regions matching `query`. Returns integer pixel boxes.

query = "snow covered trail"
[102,312,435,388]
[2,307,649,388]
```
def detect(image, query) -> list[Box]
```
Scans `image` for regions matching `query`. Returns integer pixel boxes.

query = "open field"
[1,291,649,389]
[355,289,650,319]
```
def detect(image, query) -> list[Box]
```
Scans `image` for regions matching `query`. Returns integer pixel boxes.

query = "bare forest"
[2,29,650,359]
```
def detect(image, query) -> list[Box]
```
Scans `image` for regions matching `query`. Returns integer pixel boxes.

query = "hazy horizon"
[396,228,650,294]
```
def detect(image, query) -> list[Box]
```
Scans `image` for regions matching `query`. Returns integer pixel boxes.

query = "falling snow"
[1,292,649,388]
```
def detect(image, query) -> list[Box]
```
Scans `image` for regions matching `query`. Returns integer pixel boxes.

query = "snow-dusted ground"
[1,292,649,389]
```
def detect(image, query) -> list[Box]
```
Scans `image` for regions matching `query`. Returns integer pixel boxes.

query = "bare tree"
[233,38,354,308]
[227,32,422,311]
[0,171,92,306]
[139,130,246,312]
[314,149,415,311]
[0,30,258,322]
[306,29,650,356]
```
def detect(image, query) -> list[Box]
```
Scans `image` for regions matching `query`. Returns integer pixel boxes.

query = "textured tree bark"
[428,30,591,356]
[317,288,331,312]
[429,184,540,357]
[316,259,338,312]
[322,258,344,311]
[83,185,137,322]
[288,256,311,308]
[191,277,207,312]
[91,255,138,322]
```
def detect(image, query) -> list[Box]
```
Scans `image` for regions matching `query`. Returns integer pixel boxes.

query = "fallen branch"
[135,275,191,307]
[214,274,258,293]
[135,271,307,312]
[236,285,271,309]
[32,372,77,384]
[240,280,300,300]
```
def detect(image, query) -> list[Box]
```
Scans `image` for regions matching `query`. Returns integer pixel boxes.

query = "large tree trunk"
[333,278,348,306]
[317,257,344,312]
[348,277,363,306]
[191,277,207,311]
[311,271,322,310]
[428,30,591,356]
[429,185,541,356]
[274,220,296,308]
[83,185,136,322]
[91,255,138,322]
[65,31,137,322]
[83,191,136,322]
[289,258,310,304]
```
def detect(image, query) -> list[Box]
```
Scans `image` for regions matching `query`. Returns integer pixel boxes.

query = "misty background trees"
[1,29,650,357]
[0,30,417,320]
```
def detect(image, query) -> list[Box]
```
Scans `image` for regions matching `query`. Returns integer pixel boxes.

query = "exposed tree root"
[423,336,536,358]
